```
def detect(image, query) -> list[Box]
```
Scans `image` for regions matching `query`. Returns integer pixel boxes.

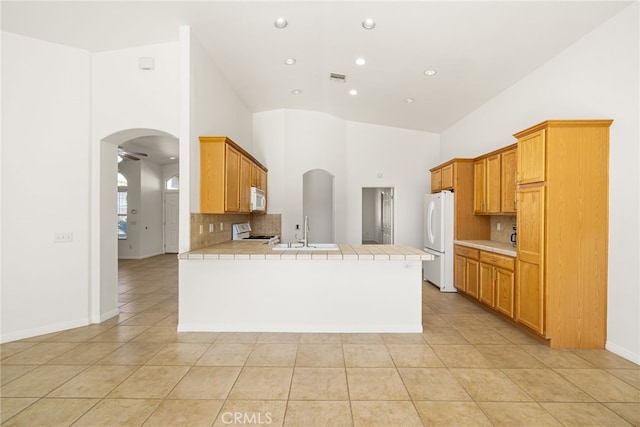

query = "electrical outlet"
[496,222,501,231]
[199,225,203,235]
[220,223,224,231]
[54,232,73,243]
[209,223,214,233]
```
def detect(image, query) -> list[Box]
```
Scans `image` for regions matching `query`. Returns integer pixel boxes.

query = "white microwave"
[251,187,266,212]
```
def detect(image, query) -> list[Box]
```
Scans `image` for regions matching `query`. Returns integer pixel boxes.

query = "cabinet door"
[454,254,466,293]
[501,148,517,213]
[486,154,501,213]
[431,169,442,193]
[473,159,486,213]
[479,263,495,307]
[517,129,546,184]
[515,185,545,334]
[495,267,515,318]
[258,169,267,191]
[239,156,252,213]
[441,164,454,190]
[250,163,259,188]
[224,145,241,212]
[465,258,480,299]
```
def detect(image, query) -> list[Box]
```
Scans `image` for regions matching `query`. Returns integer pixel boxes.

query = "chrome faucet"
[297,215,310,247]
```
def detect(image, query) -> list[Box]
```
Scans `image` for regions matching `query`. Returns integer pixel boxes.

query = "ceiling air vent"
[329,73,347,83]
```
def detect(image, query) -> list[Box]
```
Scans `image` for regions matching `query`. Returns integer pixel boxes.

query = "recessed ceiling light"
[355,58,366,66]
[362,18,376,30]
[424,69,437,76]
[274,17,288,29]
[349,89,358,96]
[169,156,177,160]
[291,89,302,95]
[284,58,296,65]
[405,98,415,104]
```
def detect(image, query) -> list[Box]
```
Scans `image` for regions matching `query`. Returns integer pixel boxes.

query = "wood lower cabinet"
[479,251,515,317]
[514,120,612,348]
[200,136,268,214]
[455,244,516,319]
[454,245,480,298]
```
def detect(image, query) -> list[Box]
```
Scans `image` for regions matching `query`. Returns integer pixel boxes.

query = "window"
[166,175,179,190]
[118,173,128,240]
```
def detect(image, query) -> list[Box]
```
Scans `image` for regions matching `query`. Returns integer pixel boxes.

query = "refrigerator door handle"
[427,201,435,246]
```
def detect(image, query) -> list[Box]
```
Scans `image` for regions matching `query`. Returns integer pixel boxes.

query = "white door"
[381,189,394,244]
[164,192,179,253]
[424,193,444,252]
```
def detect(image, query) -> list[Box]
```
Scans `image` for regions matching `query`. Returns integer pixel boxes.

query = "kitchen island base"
[178,258,423,333]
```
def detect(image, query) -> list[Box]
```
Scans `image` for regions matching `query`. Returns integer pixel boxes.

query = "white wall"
[187,31,254,214]
[1,33,91,342]
[346,122,440,248]
[92,41,180,321]
[253,110,440,248]
[440,4,640,363]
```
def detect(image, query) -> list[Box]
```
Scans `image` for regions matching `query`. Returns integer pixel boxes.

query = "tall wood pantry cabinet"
[514,120,612,348]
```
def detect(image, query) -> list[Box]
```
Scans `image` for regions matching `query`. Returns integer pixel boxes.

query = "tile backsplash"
[490,215,517,245]
[190,213,282,251]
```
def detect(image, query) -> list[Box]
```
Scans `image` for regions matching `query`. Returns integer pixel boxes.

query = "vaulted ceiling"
[2,1,630,134]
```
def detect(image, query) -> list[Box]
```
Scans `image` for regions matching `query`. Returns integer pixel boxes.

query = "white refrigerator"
[423,191,456,292]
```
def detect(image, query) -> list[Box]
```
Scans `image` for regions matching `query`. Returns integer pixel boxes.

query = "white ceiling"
[2,1,630,138]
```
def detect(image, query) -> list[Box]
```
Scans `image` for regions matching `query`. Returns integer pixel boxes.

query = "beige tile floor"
[1,254,639,426]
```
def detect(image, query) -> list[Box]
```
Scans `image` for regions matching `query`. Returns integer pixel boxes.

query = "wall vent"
[329,73,346,83]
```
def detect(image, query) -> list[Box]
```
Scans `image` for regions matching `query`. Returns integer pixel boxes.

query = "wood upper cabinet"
[430,162,455,193]
[224,144,241,212]
[431,169,442,193]
[514,120,612,348]
[251,164,268,191]
[517,129,546,184]
[441,164,454,189]
[473,159,486,213]
[474,155,501,214]
[501,148,517,213]
[239,155,252,213]
[200,136,268,214]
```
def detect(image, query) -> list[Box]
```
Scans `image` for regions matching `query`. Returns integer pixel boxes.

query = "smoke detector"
[329,73,347,83]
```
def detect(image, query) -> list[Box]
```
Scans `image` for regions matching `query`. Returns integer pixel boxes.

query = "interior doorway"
[362,187,394,244]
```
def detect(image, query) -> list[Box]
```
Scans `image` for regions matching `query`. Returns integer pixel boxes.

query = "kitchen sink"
[272,243,340,251]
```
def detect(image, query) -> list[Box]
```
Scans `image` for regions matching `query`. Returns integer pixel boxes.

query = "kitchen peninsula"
[178,241,432,333]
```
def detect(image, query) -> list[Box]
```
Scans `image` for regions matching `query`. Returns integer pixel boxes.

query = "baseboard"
[606,341,640,365]
[0,317,89,344]
[97,308,120,323]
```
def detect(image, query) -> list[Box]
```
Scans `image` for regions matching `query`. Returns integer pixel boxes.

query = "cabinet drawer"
[480,251,515,271]
[455,245,479,260]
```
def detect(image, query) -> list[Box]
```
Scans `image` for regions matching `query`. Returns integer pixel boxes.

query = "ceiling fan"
[118,146,148,161]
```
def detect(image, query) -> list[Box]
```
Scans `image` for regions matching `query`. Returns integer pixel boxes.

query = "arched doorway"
[91,128,178,323]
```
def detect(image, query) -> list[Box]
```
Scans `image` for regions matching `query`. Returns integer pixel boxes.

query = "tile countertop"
[454,239,517,257]
[180,240,433,261]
